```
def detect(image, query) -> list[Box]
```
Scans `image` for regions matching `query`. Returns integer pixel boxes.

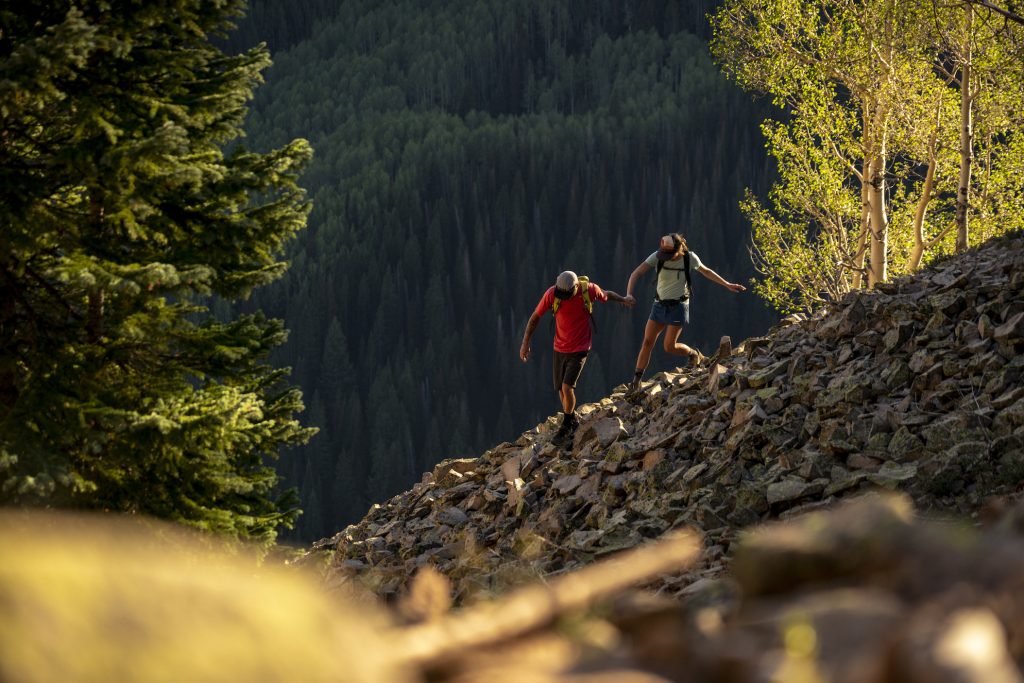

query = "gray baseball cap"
[554,271,578,298]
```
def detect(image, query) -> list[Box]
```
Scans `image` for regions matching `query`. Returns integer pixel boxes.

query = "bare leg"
[634,319,666,373]
[559,384,576,414]
[662,325,698,358]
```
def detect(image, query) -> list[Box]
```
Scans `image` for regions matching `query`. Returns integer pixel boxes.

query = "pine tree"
[319,317,355,403]
[0,0,314,544]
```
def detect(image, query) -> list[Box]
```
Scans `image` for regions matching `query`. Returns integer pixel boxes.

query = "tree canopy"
[712,0,1024,313]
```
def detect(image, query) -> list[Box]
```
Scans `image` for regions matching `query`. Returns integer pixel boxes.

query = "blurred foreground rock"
[8,497,1024,681]
[0,512,413,683]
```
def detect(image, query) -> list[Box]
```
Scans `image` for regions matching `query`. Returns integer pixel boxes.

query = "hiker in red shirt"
[520,271,631,443]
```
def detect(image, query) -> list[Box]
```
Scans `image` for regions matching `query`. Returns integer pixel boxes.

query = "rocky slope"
[311,232,1024,606]
[392,493,1024,682]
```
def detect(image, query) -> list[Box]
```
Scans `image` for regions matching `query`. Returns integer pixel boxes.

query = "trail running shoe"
[551,420,570,444]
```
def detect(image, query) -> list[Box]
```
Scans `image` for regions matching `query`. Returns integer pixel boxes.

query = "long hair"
[670,232,688,254]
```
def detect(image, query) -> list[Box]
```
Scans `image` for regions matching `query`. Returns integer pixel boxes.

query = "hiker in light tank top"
[623,233,747,393]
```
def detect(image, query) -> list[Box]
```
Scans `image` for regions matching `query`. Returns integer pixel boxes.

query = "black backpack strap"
[656,253,693,299]
[683,252,692,300]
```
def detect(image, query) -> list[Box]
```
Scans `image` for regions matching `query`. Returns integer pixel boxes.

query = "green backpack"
[551,275,593,315]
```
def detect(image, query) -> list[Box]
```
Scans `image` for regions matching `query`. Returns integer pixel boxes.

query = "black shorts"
[553,350,589,392]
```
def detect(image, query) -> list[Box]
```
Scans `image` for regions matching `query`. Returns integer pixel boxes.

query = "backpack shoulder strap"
[552,277,593,315]
[683,252,692,299]
[578,276,592,314]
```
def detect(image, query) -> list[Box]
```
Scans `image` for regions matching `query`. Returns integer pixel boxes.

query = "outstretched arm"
[624,262,651,305]
[520,312,542,362]
[604,290,631,306]
[697,265,746,293]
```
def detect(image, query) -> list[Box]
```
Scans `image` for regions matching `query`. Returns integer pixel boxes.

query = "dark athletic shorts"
[649,299,690,326]
[553,350,589,392]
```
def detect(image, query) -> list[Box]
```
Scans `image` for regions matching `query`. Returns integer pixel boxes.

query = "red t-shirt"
[533,282,608,353]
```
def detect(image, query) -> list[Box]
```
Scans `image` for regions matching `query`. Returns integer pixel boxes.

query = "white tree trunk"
[955,3,974,253]
[867,149,888,286]
[851,164,871,291]
[910,108,941,270]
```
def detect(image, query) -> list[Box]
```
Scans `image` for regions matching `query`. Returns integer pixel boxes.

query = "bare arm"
[604,290,630,305]
[697,265,746,293]
[520,312,542,362]
[624,262,652,304]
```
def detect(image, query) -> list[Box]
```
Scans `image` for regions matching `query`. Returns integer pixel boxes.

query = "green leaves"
[712,0,1024,312]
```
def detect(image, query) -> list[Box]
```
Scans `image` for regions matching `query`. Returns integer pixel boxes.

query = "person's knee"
[641,336,657,350]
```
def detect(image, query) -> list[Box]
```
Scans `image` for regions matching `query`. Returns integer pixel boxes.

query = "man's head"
[554,271,579,299]
[657,233,687,261]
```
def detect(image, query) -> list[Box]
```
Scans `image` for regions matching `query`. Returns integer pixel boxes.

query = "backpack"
[656,252,692,301]
[551,275,593,315]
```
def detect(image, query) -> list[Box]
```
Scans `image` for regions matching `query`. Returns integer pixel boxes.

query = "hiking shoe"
[566,413,580,438]
[690,350,707,368]
[551,420,571,444]
[628,376,642,394]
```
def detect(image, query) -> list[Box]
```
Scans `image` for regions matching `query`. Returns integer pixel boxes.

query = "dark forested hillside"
[232,0,778,541]
[222,0,726,55]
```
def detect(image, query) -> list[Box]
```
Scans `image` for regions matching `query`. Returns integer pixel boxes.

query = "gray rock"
[766,478,813,505]
[884,321,916,351]
[869,462,918,488]
[889,426,925,461]
[552,474,583,495]
[994,398,1024,433]
[994,311,1024,343]
[578,417,628,448]
[747,360,788,389]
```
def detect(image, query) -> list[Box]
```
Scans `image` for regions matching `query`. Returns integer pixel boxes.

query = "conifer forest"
[223,0,779,541]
